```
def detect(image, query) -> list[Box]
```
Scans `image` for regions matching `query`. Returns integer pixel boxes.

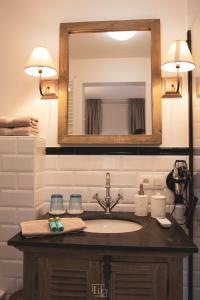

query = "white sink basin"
[84,219,142,233]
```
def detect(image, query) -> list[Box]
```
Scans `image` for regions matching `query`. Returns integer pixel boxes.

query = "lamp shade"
[161,40,195,72]
[24,47,57,77]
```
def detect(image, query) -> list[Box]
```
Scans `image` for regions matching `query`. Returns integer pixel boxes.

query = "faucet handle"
[93,193,98,200]
[118,193,123,200]
[93,193,107,212]
[105,172,110,187]
[110,193,123,210]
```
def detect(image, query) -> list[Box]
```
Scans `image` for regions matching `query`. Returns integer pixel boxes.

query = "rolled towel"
[20,218,86,237]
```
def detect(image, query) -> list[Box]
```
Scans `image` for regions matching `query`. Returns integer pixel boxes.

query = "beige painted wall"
[0,0,189,146]
[187,0,200,28]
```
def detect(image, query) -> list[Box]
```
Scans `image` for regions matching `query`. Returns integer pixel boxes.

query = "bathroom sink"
[84,219,142,233]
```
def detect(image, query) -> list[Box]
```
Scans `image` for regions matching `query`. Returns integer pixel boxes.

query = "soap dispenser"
[134,184,148,216]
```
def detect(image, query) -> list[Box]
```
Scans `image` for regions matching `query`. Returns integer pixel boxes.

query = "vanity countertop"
[8,211,198,254]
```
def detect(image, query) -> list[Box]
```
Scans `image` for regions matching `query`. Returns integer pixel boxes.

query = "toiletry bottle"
[134,184,148,216]
[151,192,166,218]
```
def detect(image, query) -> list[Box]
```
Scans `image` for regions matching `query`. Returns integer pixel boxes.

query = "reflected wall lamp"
[161,40,195,97]
[107,31,136,40]
[24,46,58,98]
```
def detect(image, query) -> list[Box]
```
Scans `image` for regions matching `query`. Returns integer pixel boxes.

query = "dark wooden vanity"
[8,212,197,300]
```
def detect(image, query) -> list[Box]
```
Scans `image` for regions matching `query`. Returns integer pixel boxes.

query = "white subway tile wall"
[0,137,46,298]
[44,155,187,212]
[0,138,199,299]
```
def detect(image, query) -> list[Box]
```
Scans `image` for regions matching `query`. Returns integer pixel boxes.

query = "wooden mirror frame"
[58,19,162,145]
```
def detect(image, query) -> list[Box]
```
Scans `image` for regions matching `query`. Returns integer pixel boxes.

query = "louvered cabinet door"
[109,262,168,300]
[37,258,100,300]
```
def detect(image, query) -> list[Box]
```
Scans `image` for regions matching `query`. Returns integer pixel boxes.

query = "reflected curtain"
[85,99,102,134]
[128,98,145,134]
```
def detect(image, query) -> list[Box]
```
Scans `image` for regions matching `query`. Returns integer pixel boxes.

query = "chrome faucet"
[93,172,123,214]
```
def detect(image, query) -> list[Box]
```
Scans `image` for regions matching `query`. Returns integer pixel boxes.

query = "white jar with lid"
[151,193,166,218]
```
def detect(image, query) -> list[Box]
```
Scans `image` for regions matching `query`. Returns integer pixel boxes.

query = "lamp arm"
[176,65,180,94]
[39,69,45,97]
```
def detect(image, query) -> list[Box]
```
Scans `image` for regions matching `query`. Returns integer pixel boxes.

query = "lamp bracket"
[40,79,58,100]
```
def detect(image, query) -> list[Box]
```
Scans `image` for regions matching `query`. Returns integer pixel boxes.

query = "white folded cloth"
[20,218,87,237]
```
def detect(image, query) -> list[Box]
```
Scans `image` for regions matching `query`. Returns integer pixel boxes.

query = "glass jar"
[68,194,83,215]
[49,194,65,215]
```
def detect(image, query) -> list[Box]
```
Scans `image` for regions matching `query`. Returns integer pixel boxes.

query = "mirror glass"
[68,31,152,135]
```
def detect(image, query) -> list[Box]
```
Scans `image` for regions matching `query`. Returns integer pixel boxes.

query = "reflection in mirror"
[68,31,151,136]
[83,82,147,135]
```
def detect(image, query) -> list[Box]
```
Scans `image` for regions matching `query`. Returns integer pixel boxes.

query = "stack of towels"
[0,116,39,136]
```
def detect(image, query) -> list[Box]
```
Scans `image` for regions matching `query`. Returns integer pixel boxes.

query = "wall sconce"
[161,40,195,97]
[24,46,57,98]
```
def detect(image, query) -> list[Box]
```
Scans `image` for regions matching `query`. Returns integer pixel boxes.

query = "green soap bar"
[48,221,57,232]
[55,221,64,232]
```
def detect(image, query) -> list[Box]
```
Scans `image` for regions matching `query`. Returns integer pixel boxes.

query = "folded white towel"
[0,116,10,128]
[0,127,39,136]
[13,127,39,136]
[9,116,39,128]
[0,116,39,128]
[20,218,86,237]
[0,128,10,136]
